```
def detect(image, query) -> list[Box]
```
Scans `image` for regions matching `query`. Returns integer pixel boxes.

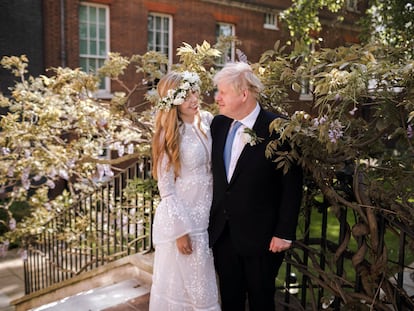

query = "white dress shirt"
[226,103,260,182]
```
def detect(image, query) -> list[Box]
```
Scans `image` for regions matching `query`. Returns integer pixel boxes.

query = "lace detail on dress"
[150,110,220,311]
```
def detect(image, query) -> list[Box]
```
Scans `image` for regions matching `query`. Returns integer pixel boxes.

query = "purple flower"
[349,107,358,115]
[328,120,344,143]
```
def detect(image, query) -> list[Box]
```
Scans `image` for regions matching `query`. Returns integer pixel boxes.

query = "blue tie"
[224,121,242,175]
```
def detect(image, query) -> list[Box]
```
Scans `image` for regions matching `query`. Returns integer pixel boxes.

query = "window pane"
[155,32,160,49]
[98,8,105,23]
[79,3,109,91]
[79,23,87,39]
[148,31,154,50]
[80,58,87,72]
[79,6,86,22]
[99,40,106,56]
[147,14,170,61]
[90,24,96,39]
[99,24,105,39]
[219,25,231,36]
[89,7,96,23]
[80,40,87,54]
[90,40,97,54]
[216,23,235,65]
[155,16,161,31]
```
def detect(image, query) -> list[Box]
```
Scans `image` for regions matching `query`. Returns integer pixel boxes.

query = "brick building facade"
[1,0,368,104]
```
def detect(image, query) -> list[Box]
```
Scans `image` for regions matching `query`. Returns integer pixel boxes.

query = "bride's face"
[178,91,199,123]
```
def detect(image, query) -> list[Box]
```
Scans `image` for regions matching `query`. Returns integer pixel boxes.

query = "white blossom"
[156,71,201,111]
[127,144,134,154]
[59,169,69,180]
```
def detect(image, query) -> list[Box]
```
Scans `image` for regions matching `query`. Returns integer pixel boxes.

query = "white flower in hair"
[156,71,201,111]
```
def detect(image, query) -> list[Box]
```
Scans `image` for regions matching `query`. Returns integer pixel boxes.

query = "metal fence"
[22,163,414,310]
[280,180,414,311]
[22,157,155,294]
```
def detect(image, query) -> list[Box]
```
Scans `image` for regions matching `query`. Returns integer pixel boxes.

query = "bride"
[149,70,221,311]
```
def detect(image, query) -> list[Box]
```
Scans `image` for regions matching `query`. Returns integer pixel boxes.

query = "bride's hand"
[176,234,193,255]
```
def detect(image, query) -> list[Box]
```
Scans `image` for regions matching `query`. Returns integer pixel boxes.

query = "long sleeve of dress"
[152,154,193,244]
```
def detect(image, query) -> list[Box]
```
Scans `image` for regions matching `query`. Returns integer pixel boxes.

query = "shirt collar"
[238,103,260,129]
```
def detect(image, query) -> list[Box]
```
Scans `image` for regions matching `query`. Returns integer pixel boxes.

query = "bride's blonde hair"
[151,71,204,180]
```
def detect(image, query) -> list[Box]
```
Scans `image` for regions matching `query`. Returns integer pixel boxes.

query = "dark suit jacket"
[208,107,303,256]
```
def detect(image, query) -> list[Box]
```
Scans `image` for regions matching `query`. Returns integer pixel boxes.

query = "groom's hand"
[269,236,291,253]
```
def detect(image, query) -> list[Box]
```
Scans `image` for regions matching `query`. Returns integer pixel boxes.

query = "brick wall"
[36,0,367,106]
[43,0,366,68]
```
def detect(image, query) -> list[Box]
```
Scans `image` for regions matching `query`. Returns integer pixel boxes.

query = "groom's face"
[215,81,245,119]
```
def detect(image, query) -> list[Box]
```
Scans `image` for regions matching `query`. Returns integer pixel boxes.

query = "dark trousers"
[213,225,285,311]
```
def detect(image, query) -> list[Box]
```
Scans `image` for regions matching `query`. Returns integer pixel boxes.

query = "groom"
[208,62,303,311]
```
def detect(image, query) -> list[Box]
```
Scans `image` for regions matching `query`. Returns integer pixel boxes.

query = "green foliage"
[0,55,147,243]
[259,40,413,308]
[281,0,414,58]
[280,0,346,45]
[261,41,414,224]
[1,31,413,307]
[0,42,222,245]
[361,0,414,56]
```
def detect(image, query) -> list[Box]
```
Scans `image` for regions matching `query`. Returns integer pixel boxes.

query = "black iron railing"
[22,157,155,294]
[21,161,414,310]
[281,184,414,311]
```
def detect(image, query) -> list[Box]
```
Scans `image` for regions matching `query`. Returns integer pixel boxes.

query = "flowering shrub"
[0,38,413,308]
[0,42,221,244]
[259,41,414,308]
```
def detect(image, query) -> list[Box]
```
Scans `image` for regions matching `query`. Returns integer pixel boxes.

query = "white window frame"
[346,0,359,12]
[79,2,110,98]
[299,79,313,101]
[147,13,173,66]
[215,22,236,67]
[299,42,315,101]
[264,12,279,30]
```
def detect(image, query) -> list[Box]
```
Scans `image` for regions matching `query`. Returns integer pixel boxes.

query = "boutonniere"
[242,128,264,146]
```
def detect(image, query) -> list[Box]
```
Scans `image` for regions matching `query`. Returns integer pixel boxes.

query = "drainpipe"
[60,0,66,67]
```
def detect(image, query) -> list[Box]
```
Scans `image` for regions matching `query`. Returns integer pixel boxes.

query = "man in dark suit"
[208,62,303,311]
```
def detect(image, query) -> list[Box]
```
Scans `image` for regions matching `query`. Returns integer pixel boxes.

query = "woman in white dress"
[149,71,221,311]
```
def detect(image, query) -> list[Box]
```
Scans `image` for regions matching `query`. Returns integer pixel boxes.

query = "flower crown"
[156,71,201,111]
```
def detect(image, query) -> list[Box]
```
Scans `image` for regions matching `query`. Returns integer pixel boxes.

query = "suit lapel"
[229,108,269,184]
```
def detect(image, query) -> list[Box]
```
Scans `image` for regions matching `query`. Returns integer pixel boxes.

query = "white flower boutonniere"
[242,128,264,146]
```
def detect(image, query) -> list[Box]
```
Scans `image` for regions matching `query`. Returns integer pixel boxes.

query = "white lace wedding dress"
[149,111,221,311]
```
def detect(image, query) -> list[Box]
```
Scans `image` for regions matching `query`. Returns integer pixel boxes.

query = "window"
[346,0,359,12]
[264,12,278,30]
[215,23,235,67]
[147,13,172,65]
[300,43,315,101]
[299,79,313,101]
[79,3,110,96]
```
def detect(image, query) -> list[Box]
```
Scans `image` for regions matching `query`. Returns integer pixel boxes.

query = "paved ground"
[0,248,150,311]
[31,279,150,311]
[3,246,412,311]
[0,248,25,311]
